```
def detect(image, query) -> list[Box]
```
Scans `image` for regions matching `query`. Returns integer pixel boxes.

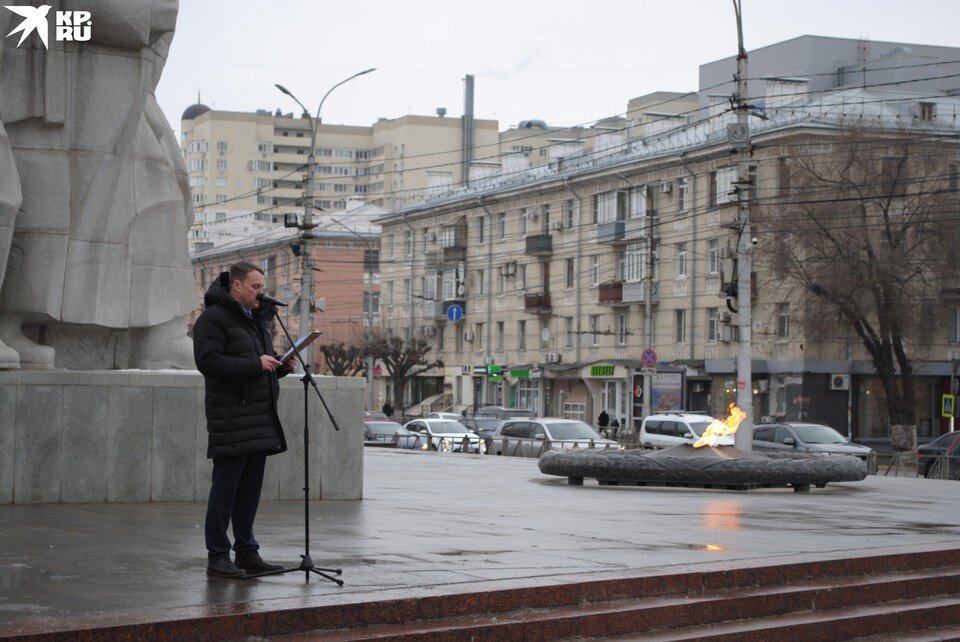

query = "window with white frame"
[676,242,688,278]
[589,314,601,346]
[498,213,506,238]
[777,303,790,339]
[215,194,226,204]
[711,167,737,205]
[217,141,227,154]
[595,192,618,223]
[707,308,719,342]
[677,178,689,213]
[520,208,528,236]
[424,273,438,301]
[519,264,527,289]
[441,270,457,300]
[564,199,574,228]
[675,309,686,343]
[617,313,627,345]
[216,159,227,172]
[623,242,647,283]
[405,230,413,256]
[629,187,647,218]
[591,256,600,286]
[517,320,526,351]
[386,234,394,259]
[562,402,586,421]
[255,141,272,153]
[386,281,394,306]
[708,239,720,275]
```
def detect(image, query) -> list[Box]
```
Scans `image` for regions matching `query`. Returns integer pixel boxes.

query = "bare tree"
[365,330,443,416]
[755,125,960,428]
[317,341,366,377]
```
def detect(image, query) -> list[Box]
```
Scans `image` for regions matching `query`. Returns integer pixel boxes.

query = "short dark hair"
[229,261,264,284]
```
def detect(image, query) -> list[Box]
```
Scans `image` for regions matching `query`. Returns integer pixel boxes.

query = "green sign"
[510,370,530,379]
[590,365,616,377]
[487,364,503,375]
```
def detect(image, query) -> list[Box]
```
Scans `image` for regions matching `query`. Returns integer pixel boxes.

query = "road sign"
[640,348,658,367]
[942,394,955,418]
[640,367,657,376]
[447,304,463,323]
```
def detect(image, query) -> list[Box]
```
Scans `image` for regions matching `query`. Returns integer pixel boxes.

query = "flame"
[693,403,747,448]
[704,544,726,552]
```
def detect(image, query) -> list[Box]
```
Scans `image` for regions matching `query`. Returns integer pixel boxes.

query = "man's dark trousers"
[205,453,267,562]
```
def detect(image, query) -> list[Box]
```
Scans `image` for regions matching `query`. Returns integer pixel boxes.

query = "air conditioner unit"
[661,181,672,194]
[830,374,851,391]
[544,352,561,363]
[553,221,564,231]
[464,329,475,342]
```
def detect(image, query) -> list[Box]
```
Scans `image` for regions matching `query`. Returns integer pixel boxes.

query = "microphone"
[256,292,288,307]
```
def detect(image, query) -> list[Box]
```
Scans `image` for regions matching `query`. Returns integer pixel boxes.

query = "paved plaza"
[1,448,958,637]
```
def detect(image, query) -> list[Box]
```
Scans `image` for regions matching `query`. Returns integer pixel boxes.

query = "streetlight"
[275,68,376,368]
[329,216,377,411]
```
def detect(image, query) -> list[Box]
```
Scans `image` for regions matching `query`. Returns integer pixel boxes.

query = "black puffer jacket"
[193,272,288,459]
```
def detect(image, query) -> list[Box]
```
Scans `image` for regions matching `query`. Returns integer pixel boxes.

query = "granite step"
[275,567,960,641]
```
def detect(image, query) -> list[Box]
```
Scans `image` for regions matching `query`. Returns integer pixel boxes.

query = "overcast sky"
[156,0,960,137]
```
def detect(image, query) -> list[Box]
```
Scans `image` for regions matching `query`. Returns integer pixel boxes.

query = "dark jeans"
[205,452,267,562]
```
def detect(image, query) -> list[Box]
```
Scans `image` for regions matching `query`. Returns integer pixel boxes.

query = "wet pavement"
[0,448,958,635]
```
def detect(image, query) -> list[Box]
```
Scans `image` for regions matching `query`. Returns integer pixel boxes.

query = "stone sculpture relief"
[0,0,195,370]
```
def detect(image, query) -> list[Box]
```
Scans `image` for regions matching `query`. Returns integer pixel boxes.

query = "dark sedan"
[916,432,960,478]
[753,423,874,467]
[461,416,503,441]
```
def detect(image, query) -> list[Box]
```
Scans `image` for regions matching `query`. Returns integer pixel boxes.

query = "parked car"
[473,406,536,420]
[490,418,619,458]
[461,416,503,441]
[403,419,485,453]
[363,420,418,449]
[753,423,875,465]
[363,410,390,422]
[916,432,960,478]
[639,412,717,449]
[424,412,464,421]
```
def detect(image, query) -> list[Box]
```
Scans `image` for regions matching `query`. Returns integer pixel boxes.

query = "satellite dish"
[540,327,551,342]
[277,284,298,305]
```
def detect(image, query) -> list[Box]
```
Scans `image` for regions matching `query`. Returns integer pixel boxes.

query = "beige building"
[376,77,960,445]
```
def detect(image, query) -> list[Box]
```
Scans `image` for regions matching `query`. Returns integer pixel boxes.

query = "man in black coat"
[193,261,293,578]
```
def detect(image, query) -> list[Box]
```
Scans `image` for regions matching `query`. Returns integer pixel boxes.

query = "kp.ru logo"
[4,5,91,48]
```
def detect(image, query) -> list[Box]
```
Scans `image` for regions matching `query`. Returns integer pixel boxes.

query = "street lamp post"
[275,68,376,369]
[329,216,377,412]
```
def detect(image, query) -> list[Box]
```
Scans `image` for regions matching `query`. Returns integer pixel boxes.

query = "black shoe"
[234,551,284,574]
[207,558,244,578]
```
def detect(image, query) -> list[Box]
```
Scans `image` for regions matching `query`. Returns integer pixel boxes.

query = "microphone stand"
[241,303,343,586]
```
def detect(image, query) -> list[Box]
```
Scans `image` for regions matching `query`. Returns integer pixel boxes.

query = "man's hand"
[260,355,283,372]
[277,357,295,375]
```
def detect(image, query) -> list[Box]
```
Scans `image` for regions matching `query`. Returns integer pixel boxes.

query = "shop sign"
[510,369,530,379]
[590,364,616,377]
[473,365,488,375]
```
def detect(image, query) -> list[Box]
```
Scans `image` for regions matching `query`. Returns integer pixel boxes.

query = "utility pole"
[276,68,376,371]
[731,0,753,451]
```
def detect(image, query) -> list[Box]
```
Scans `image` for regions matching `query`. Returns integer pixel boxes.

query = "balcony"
[596,221,625,244]
[621,281,660,305]
[441,245,467,263]
[524,233,553,256]
[524,292,552,314]
[423,300,445,320]
[598,281,625,305]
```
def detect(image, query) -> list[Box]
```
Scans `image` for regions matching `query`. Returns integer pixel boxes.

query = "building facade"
[375,38,960,446]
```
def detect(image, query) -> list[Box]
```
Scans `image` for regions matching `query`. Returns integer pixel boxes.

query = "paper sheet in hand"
[280,331,322,363]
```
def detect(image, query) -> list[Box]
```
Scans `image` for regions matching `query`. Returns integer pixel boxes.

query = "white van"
[639,412,717,449]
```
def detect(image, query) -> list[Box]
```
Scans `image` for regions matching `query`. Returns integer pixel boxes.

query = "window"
[520,208,528,236]
[255,141,272,153]
[363,293,379,322]
[677,178,689,213]
[477,215,485,244]
[187,159,206,172]
[708,239,720,275]
[215,177,227,187]
[565,317,574,348]
[589,315,601,346]
[519,264,527,289]
[566,259,575,288]
[564,199,575,228]
[442,270,457,300]
[386,281,394,306]
[403,278,411,304]
[498,270,505,294]
[919,102,936,121]
[363,249,380,273]
[779,157,792,197]
[676,243,688,278]
[591,256,600,286]
[498,213,506,239]
[518,320,526,351]
[216,159,227,172]
[949,307,960,344]
[675,309,686,343]
[617,313,627,345]
[707,308,719,342]
[215,211,226,223]
[623,242,647,283]
[476,323,484,350]
[777,303,790,339]
[476,270,485,296]
[711,167,737,205]
[541,204,550,232]
[405,230,413,256]
[496,322,505,350]
[215,194,226,204]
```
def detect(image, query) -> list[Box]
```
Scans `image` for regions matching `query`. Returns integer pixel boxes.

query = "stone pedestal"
[0,371,364,504]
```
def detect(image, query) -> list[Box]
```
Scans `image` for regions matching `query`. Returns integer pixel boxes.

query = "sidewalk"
[1,448,958,636]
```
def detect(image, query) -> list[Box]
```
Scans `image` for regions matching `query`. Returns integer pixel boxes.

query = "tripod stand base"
[241,554,344,586]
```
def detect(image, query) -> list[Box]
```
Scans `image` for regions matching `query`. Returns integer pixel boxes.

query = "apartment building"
[376,37,960,445]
